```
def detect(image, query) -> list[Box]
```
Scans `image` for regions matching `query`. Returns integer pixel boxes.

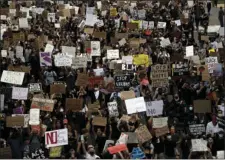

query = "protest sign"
[0,147,12,159]
[12,87,28,100]
[29,108,40,125]
[217,151,224,159]
[45,129,68,148]
[107,49,119,59]
[72,56,87,68]
[6,116,24,127]
[12,114,29,128]
[121,64,136,71]
[157,22,166,28]
[154,126,169,137]
[146,100,163,117]
[50,84,66,94]
[135,125,152,144]
[19,18,29,28]
[151,64,169,87]
[1,70,25,85]
[15,46,23,58]
[108,144,127,154]
[189,124,205,136]
[61,46,76,57]
[54,53,72,67]
[153,117,168,128]
[120,91,135,100]
[66,98,83,112]
[88,77,104,88]
[76,73,89,86]
[172,64,190,76]
[93,31,106,39]
[107,101,119,117]
[8,65,31,73]
[133,54,149,67]
[125,97,146,114]
[117,133,129,144]
[103,140,114,152]
[122,56,133,64]
[44,44,54,53]
[31,98,55,112]
[39,52,52,66]
[110,8,117,17]
[91,41,101,56]
[28,83,42,93]
[186,46,194,57]
[48,13,55,22]
[191,139,208,152]
[49,146,62,158]
[193,100,211,113]
[13,107,23,114]
[93,116,107,126]
[115,75,130,88]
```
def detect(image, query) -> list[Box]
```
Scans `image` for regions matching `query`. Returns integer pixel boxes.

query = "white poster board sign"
[146,100,163,117]
[125,97,146,114]
[93,68,104,76]
[1,70,25,85]
[186,45,194,57]
[91,41,101,56]
[45,128,68,148]
[157,22,166,28]
[205,57,218,64]
[54,53,73,67]
[107,49,119,59]
[61,46,76,57]
[122,56,133,64]
[44,44,54,53]
[153,117,168,128]
[19,18,29,28]
[47,13,56,22]
[191,139,208,152]
[12,87,28,100]
[72,56,87,68]
[29,108,40,125]
[108,101,119,117]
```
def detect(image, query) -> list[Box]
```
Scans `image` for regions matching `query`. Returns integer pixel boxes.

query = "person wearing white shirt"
[206,115,223,135]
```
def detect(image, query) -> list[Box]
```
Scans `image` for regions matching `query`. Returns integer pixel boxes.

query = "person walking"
[207,0,212,15]
[218,7,224,27]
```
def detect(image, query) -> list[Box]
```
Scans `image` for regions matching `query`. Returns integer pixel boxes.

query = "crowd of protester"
[0,0,224,159]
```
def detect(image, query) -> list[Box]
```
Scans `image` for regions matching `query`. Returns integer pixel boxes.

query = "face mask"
[189,107,193,111]
[60,108,64,112]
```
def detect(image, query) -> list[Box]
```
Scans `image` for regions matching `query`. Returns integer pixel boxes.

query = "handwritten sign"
[135,125,152,143]
[29,108,40,125]
[72,56,87,68]
[45,129,68,148]
[189,124,205,136]
[28,83,42,93]
[54,53,72,67]
[107,49,119,59]
[125,97,146,114]
[191,139,208,151]
[107,101,119,117]
[12,87,28,100]
[1,70,25,85]
[31,98,55,112]
[91,41,101,56]
[151,64,169,87]
[153,117,168,128]
[115,75,130,88]
[146,100,163,117]
[40,52,52,66]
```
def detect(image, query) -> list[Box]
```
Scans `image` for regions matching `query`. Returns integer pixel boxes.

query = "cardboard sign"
[115,33,128,39]
[129,39,140,48]
[66,98,83,112]
[115,75,130,88]
[49,146,62,158]
[201,36,209,42]
[153,117,168,128]
[127,23,138,30]
[31,98,55,112]
[135,125,152,143]
[12,87,28,100]
[76,73,89,86]
[151,64,169,87]
[92,116,107,126]
[88,77,104,88]
[28,83,42,93]
[1,70,25,85]
[0,147,12,159]
[108,101,119,117]
[8,65,31,73]
[191,139,208,152]
[29,108,40,125]
[84,28,94,35]
[50,84,66,94]
[125,97,146,114]
[93,31,106,39]
[146,100,163,117]
[108,144,127,154]
[154,126,169,137]
[193,100,211,113]
[40,52,52,67]
[189,124,205,136]
[6,116,24,127]
[45,129,68,148]
[120,91,135,100]
[12,114,29,128]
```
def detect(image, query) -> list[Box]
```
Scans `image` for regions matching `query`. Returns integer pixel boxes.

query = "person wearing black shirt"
[164,135,177,159]
[218,7,224,27]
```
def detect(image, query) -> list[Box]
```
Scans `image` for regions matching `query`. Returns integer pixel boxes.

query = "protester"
[0,0,224,159]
